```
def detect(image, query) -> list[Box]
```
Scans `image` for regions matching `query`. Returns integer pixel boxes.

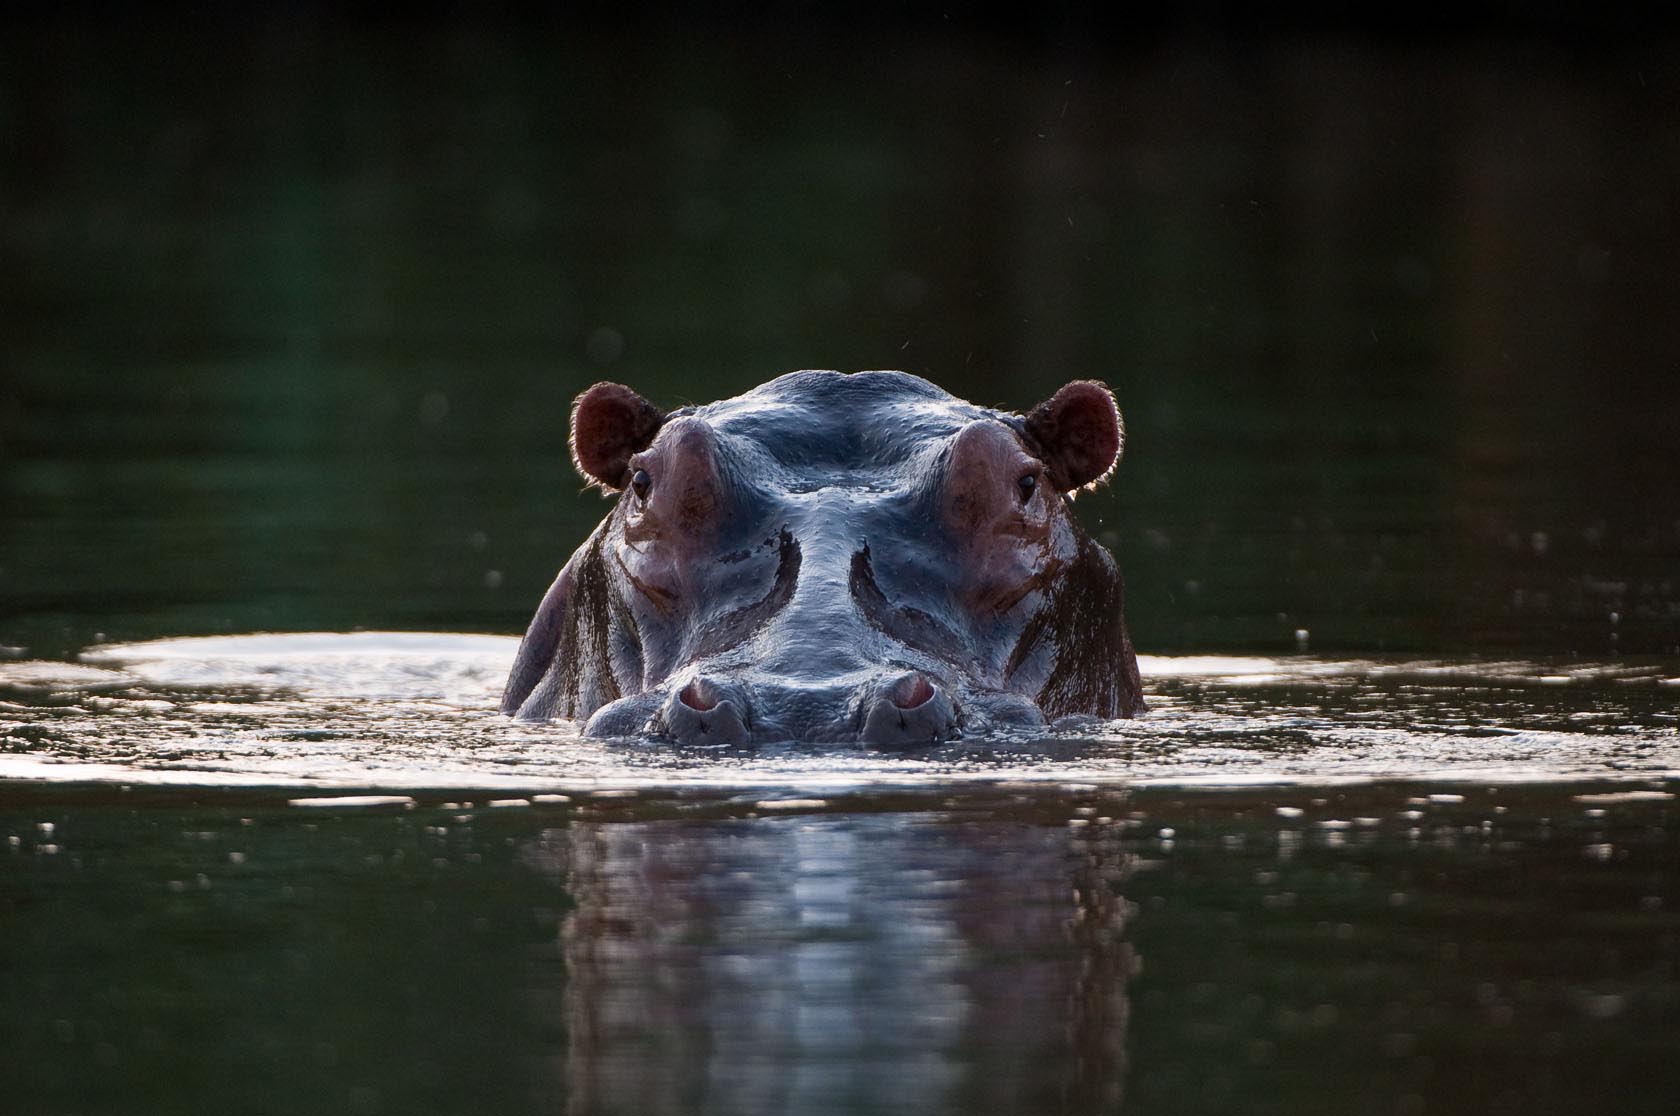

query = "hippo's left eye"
[631,468,652,501]
[1016,473,1037,503]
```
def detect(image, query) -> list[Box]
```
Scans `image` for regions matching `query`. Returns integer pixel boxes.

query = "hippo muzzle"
[584,667,969,747]
[501,370,1144,744]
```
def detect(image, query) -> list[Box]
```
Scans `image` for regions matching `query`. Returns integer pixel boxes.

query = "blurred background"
[4,2,1678,661]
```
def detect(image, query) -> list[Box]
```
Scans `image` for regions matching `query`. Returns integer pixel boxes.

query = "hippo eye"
[1017,473,1037,503]
[630,468,652,501]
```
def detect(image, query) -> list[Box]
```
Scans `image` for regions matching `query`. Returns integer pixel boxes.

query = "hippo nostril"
[678,678,719,712]
[663,678,750,745]
[893,673,936,710]
[861,673,957,747]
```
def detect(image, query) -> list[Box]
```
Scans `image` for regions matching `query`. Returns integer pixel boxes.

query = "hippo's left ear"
[571,382,666,491]
[1023,380,1124,492]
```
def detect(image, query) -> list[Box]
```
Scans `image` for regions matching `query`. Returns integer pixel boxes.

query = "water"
[3,634,1678,789]
[4,640,1677,1113]
[5,16,1680,1115]
[4,642,1678,1115]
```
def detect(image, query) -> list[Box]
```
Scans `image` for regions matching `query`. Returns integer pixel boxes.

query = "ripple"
[0,633,1672,793]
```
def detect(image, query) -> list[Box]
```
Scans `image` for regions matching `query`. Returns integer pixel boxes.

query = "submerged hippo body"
[502,370,1143,744]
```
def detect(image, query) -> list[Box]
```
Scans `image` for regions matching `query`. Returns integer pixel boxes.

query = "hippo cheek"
[858,671,960,748]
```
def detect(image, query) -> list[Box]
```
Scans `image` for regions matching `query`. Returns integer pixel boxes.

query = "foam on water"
[0,632,1675,793]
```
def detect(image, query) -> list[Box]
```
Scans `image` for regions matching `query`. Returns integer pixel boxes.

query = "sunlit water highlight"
[1,633,1674,792]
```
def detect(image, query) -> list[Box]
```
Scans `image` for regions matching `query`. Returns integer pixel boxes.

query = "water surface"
[5,636,1676,1114]
[2,633,1676,790]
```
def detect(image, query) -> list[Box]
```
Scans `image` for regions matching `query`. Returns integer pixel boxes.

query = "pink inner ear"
[570,383,665,489]
[1024,380,1121,491]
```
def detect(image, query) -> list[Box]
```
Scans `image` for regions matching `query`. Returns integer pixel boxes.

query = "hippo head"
[502,370,1143,745]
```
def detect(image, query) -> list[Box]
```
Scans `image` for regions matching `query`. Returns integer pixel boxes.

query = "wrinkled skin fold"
[503,370,1144,745]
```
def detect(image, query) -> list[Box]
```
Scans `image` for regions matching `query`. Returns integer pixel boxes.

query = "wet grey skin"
[501,370,1144,746]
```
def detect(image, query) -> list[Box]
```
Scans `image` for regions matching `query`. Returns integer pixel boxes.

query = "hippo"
[501,370,1143,744]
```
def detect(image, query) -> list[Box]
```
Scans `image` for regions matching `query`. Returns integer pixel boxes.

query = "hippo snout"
[632,671,959,747]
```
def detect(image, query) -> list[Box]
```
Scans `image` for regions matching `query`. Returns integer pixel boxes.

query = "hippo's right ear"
[1022,380,1124,493]
[570,383,666,491]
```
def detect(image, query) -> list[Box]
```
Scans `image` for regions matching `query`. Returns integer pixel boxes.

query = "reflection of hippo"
[502,371,1143,743]
[532,811,1134,1114]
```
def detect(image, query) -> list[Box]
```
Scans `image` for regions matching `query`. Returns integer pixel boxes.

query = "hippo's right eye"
[630,469,652,501]
[1016,473,1037,503]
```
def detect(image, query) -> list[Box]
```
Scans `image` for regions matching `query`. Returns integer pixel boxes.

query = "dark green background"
[4,12,1679,661]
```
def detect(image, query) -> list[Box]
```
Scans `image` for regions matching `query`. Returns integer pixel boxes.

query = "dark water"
[2,637,1676,1115]
[3,15,1680,1116]
[5,781,1678,1115]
